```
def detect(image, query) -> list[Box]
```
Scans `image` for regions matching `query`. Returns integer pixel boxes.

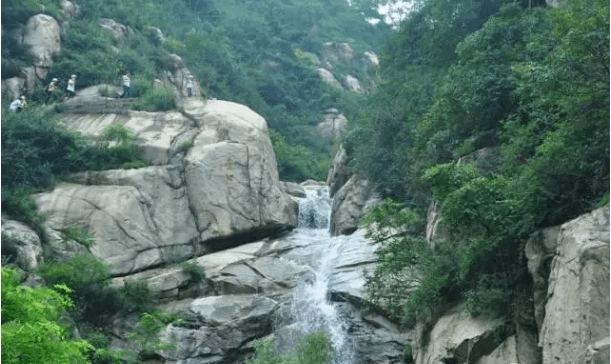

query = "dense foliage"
[246,331,333,364]
[1,267,93,363]
[2,0,391,182]
[355,0,609,323]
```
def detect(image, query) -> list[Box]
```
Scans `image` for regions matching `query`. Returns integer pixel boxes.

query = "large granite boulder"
[36,99,297,275]
[181,99,298,242]
[330,174,374,236]
[159,294,279,363]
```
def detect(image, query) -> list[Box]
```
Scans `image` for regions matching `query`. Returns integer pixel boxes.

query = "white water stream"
[285,187,373,363]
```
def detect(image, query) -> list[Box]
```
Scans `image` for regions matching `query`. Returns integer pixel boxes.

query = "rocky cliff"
[32,95,298,276]
[413,206,610,364]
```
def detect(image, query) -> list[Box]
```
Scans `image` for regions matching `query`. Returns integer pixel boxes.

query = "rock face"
[326,144,350,198]
[317,108,348,139]
[415,206,610,364]
[330,174,374,236]
[35,99,298,275]
[535,206,610,364]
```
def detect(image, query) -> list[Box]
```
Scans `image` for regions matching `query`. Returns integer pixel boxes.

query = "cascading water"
[285,187,369,363]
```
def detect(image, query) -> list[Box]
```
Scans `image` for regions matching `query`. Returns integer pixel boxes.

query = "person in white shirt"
[120,71,132,98]
[9,96,26,112]
[66,74,77,97]
[187,76,194,97]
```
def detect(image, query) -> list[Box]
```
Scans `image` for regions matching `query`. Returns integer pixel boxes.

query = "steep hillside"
[1,0,390,182]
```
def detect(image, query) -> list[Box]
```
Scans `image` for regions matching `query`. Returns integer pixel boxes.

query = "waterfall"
[286,187,357,363]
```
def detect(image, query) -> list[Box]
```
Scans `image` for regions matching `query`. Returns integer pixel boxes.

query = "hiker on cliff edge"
[66,74,77,97]
[119,71,133,98]
[187,75,194,97]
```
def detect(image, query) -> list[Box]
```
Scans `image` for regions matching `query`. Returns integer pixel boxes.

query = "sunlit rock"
[317,108,348,139]
[99,18,133,40]
[317,68,343,90]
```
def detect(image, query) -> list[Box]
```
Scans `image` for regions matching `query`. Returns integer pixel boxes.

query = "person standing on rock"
[66,74,77,97]
[187,75,194,97]
[120,71,132,98]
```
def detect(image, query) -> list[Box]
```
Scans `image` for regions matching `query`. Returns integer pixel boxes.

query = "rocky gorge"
[2,86,608,363]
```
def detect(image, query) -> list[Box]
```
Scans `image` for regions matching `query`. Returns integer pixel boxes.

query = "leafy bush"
[176,140,193,153]
[130,74,153,98]
[178,261,206,282]
[126,312,177,360]
[103,124,137,146]
[131,86,177,111]
[38,254,112,293]
[2,267,93,364]
[60,225,96,249]
[120,280,154,313]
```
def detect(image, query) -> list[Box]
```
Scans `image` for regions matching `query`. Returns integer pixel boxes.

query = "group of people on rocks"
[9,74,77,112]
[9,70,197,112]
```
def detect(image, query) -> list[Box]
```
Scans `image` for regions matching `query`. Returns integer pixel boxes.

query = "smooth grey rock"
[539,206,609,364]
[330,174,374,236]
[280,181,307,199]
